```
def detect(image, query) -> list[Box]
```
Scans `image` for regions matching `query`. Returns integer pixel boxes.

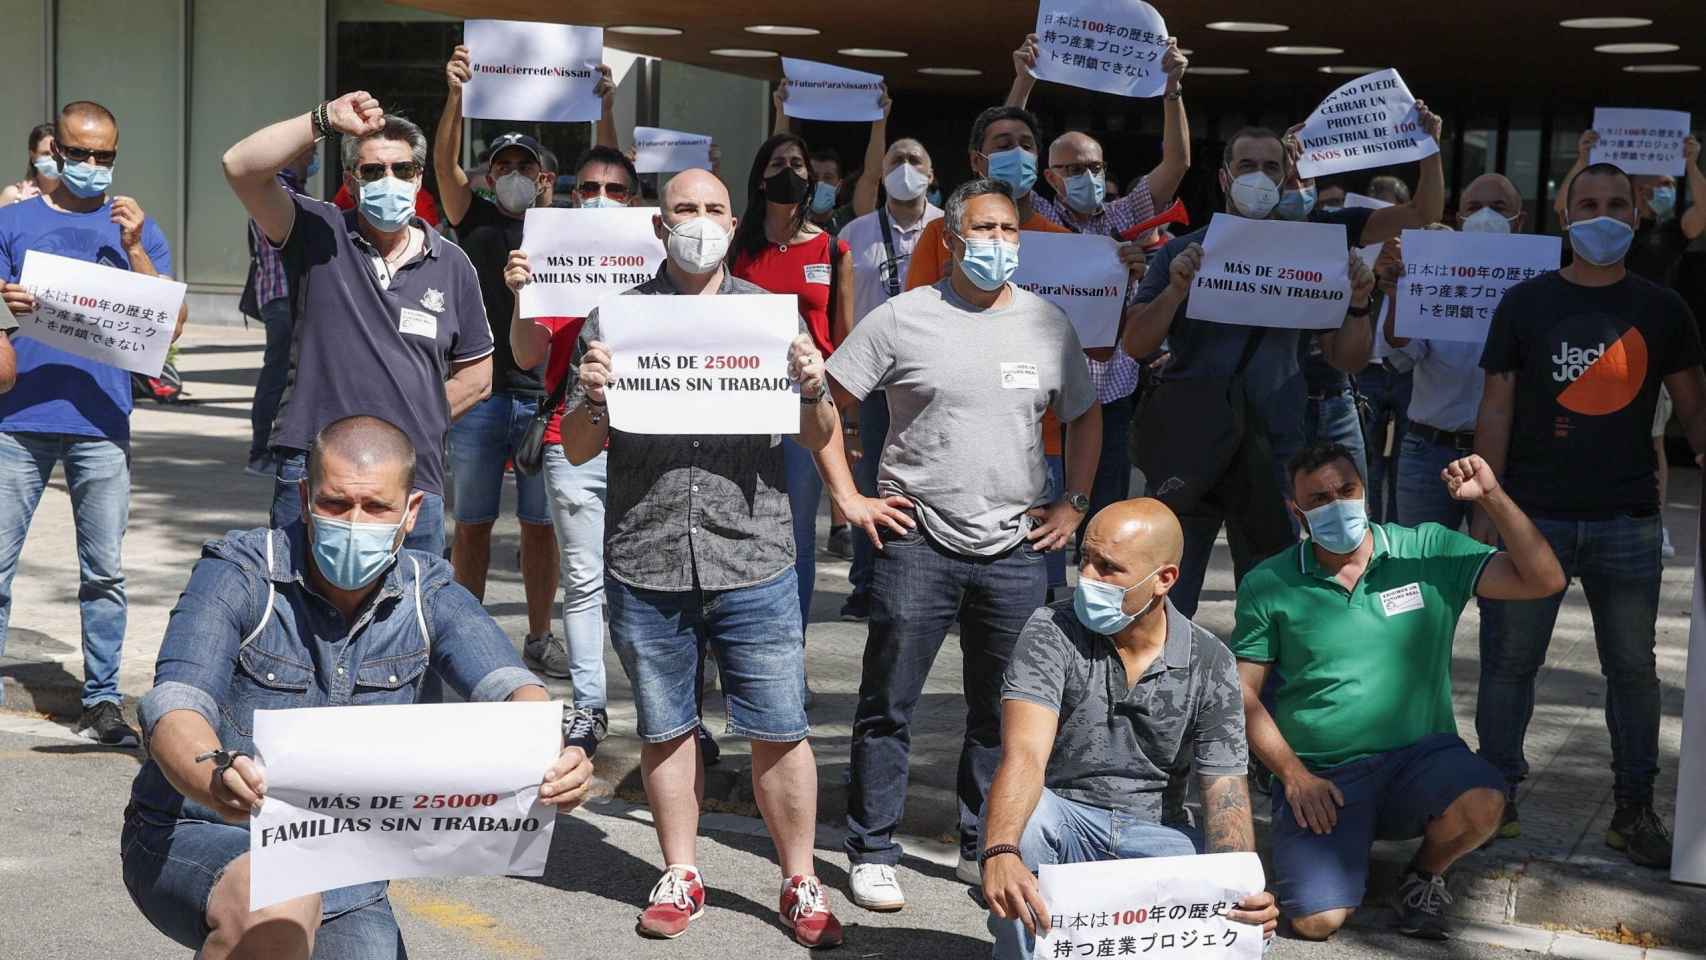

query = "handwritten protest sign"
[1012,231,1129,348]
[1032,0,1170,99]
[598,294,802,434]
[1037,852,1265,958]
[15,250,184,378]
[1590,108,1691,177]
[1295,69,1438,179]
[519,207,667,319]
[1187,214,1351,330]
[249,701,561,910]
[1394,230,1560,344]
[463,20,602,123]
[781,58,884,123]
[634,126,713,174]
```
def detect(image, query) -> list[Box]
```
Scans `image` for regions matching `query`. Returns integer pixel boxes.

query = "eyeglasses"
[575,180,631,199]
[57,144,117,167]
[354,161,422,183]
[1050,161,1106,177]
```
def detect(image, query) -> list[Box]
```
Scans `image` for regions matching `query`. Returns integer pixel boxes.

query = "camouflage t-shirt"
[1003,599,1248,824]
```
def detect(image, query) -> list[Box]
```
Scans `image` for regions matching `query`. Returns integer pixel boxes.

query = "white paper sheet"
[1589,107,1691,177]
[1295,69,1439,179]
[519,207,667,319]
[633,127,713,175]
[1012,231,1129,348]
[1393,230,1561,344]
[1037,852,1266,958]
[15,250,184,377]
[462,20,602,123]
[1186,214,1352,330]
[1031,0,1170,98]
[781,58,885,123]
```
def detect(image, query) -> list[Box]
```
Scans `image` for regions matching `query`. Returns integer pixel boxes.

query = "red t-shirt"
[535,316,585,446]
[731,231,848,356]
[333,182,442,228]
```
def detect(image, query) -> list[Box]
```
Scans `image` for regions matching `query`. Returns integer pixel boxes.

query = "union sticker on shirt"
[398,307,438,339]
[802,262,831,285]
[1378,582,1424,617]
[1000,361,1041,390]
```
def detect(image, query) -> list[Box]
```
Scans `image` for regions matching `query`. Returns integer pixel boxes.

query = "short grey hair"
[944,177,1016,236]
[340,114,428,174]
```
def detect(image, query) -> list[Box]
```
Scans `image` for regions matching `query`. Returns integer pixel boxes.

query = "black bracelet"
[980,842,1023,863]
[1346,304,1371,317]
[312,101,332,138]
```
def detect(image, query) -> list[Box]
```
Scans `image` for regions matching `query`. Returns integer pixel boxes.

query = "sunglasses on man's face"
[575,180,630,199]
[58,144,117,167]
[354,161,422,183]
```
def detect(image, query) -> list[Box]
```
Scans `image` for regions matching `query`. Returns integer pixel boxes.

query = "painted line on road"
[388,881,546,959]
[0,710,82,741]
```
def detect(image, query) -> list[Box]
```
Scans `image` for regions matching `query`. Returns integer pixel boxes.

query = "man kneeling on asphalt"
[120,415,594,959]
[1232,442,1565,940]
[980,498,1279,959]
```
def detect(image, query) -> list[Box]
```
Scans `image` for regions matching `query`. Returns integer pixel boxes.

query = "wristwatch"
[1067,492,1090,513]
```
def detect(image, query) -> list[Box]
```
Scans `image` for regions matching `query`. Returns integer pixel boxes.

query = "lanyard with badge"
[876,208,905,298]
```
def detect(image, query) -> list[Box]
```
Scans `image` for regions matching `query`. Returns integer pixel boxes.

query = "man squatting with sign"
[121,415,594,959]
[558,169,910,947]
[978,497,1279,959]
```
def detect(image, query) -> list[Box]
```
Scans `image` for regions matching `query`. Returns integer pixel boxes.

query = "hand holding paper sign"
[787,334,827,401]
[446,44,471,92]
[580,340,612,405]
[1,282,34,318]
[111,196,147,251]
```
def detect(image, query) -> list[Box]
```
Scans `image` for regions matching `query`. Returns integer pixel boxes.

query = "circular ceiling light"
[608,25,683,36]
[1560,17,1654,29]
[709,48,779,58]
[838,47,908,58]
[1206,21,1289,33]
[1318,65,1380,75]
[918,66,982,77]
[1595,42,1681,54]
[1268,45,1344,55]
[1188,66,1251,76]
[1623,63,1702,73]
[745,25,819,36]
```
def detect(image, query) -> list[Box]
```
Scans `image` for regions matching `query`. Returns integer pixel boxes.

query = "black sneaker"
[839,594,870,622]
[1393,869,1453,940]
[826,525,853,560]
[76,701,139,747]
[696,724,721,767]
[1606,804,1673,868]
[563,706,607,758]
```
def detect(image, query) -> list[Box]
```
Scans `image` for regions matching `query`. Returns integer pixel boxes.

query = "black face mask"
[763,167,810,205]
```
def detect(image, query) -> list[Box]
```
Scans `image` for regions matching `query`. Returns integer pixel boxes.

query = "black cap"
[487,132,544,166]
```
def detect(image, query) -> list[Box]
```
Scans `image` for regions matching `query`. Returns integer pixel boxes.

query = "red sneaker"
[780,875,844,948]
[637,867,705,939]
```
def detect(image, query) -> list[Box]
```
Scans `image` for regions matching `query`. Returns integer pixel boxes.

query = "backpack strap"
[410,556,431,656]
[240,532,278,650]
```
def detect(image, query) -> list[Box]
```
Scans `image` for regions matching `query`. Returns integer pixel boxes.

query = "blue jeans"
[1304,389,1369,481]
[782,436,822,630]
[1395,433,1469,530]
[269,450,446,556]
[0,431,128,707]
[986,789,1202,960]
[1044,455,1067,590]
[1358,365,1411,523]
[1476,513,1663,805]
[446,392,549,525]
[847,520,1047,864]
[848,392,890,603]
[1084,394,1135,529]
[542,447,608,710]
[249,298,293,464]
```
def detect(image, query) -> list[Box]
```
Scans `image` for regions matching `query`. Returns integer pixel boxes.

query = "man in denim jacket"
[120,415,594,959]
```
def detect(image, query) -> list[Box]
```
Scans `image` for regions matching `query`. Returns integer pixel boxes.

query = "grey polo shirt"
[566,266,803,593]
[1003,599,1248,825]
[270,195,493,497]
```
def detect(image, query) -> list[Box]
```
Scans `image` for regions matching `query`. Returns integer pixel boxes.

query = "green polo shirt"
[1230,522,1496,770]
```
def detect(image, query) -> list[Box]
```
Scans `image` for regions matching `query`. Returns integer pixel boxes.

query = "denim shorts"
[606,568,808,743]
[447,392,550,525]
[1269,734,1504,918]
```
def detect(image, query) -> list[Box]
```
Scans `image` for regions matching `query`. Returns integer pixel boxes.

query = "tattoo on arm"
[1201,774,1256,854]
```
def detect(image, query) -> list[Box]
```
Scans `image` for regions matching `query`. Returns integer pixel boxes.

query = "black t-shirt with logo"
[451,195,542,396]
[1481,271,1702,517]
[1627,217,1688,287]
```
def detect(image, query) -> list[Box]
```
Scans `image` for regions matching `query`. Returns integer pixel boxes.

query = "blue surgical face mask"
[1073,567,1163,635]
[809,181,837,215]
[309,510,408,591]
[1567,215,1635,267]
[1649,186,1677,221]
[59,160,112,199]
[358,176,418,233]
[1275,185,1316,221]
[955,235,1020,291]
[32,156,58,180]
[305,152,321,179]
[927,187,944,207]
[1063,169,1106,214]
[985,147,1038,198]
[580,195,623,209]
[1302,497,1369,555]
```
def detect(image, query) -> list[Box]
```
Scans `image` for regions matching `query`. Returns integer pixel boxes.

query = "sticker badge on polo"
[420,288,447,313]
[1000,362,1040,389]
[803,263,831,285]
[1379,583,1424,616]
[398,307,438,339]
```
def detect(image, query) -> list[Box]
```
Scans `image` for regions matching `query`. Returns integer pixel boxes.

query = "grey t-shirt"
[826,279,1094,557]
[1003,599,1249,824]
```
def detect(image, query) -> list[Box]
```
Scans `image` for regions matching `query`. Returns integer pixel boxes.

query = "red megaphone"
[1119,199,1191,248]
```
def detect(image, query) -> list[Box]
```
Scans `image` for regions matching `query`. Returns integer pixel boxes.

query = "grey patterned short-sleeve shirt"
[1003,599,1248,824]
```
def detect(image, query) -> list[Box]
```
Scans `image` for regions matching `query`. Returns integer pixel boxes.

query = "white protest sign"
[15,250,183,378]
[248,701,561,910]
[1032,0,1170,99]
[1187,214,1351,330]
[1037,852,1265,958]
[1295,69,1438,179]
[1589,108,1691,177]
[519,207,666,319]
[599,294,802,435]
[1012,231,1129,348]
[781,58,884,123]
[634,126,712,174]
[462,20,602,123]
[1394,230,1560,344]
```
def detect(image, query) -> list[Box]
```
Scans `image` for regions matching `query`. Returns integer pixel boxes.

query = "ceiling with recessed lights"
[395,1,1703,101]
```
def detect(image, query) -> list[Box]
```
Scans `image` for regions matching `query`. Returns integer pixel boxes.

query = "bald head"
[308,415,416,494]
[1048,131,1104,167]
[1085,499,1184,569]
[657,168,735,240]
[1458,173,1524,231]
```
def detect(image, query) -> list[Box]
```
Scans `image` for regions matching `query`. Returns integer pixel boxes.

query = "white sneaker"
[1662,527,1677,559]
[849,863,906,911]
[955,853,982,885]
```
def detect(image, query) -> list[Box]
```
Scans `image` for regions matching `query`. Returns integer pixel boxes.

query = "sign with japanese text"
[15,250,183,377]
[1394,230,1561,344]
[1032,0,1170,99]
[781,58,885,123]
[1589,108,1691,177]
[463,19,603,123]
[1037,852,1265,958]
[519,207,667,319]
[634,126,713,174]
[248,701,562,910]
[1012,230,1129,348]
[1187,214,1352,330]
[1295,69,1439,179]
[597,294,802,435]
